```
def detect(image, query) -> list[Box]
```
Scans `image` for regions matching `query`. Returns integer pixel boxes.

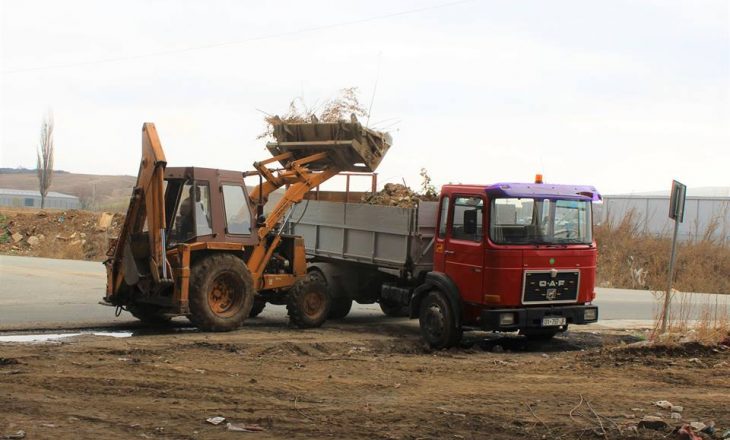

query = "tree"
[37,111,55,209]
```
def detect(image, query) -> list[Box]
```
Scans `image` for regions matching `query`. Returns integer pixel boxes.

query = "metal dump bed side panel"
[287,200,435,272]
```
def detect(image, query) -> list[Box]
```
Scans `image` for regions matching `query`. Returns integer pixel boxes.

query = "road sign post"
[661,180,686,334]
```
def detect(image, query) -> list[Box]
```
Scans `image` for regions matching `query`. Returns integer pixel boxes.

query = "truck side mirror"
[463,210,477,235]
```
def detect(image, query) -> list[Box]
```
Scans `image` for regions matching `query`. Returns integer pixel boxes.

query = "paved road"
[1,255,727,330]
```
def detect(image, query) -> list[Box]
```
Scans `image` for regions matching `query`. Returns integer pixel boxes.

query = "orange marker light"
[535,173,543,184]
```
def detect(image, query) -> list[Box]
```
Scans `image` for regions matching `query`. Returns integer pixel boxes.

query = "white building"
[0,188,81,209]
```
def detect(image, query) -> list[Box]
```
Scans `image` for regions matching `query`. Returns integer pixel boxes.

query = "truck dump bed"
[287,200,437,276]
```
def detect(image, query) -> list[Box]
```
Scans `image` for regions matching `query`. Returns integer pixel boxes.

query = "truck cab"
[415,182,600,347]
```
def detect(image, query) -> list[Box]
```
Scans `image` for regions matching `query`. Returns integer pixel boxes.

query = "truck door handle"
[444,250,455,255]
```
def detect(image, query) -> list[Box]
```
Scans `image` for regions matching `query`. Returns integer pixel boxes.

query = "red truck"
[287,178,601,348]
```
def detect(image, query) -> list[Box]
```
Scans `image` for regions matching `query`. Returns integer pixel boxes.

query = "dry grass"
[595,210,730,294]
[596,210,730,344]
[650,290,730,344]
[257,87,369,139]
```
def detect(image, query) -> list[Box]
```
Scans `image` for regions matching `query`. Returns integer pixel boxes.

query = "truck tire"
[418,291,462,349]
[328,297,353,319]
[379,300,408,317]
[127,304,171,326]
[188,253,254,332]
[287,275,330,328]
[249,299,266,318]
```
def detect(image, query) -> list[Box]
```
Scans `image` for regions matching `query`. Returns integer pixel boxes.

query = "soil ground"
[1,323,728,440]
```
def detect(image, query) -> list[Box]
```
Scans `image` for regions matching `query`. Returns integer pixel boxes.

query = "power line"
[2,0,475,75]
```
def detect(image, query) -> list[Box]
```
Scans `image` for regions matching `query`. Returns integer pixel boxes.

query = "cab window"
[451,196,483,242]
[222,185,251,234]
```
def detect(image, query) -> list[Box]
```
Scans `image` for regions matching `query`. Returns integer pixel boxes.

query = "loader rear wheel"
[188,254,254,332]
[419,291,462,349]
[328,297,353,320]
[127,304,171,326]
[249,299,266,318]
[287,275,330,328]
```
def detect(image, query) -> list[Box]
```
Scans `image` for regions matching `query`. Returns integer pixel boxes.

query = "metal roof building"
[0,188,81,209]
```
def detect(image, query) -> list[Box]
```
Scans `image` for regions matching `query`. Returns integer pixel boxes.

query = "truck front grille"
[522,270,580,304]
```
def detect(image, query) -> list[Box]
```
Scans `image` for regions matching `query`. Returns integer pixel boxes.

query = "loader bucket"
[266,118,392,172]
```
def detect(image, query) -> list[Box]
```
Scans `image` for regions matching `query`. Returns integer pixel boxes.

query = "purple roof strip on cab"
[485,183,602,202]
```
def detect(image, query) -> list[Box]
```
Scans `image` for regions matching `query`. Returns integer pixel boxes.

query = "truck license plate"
[542,317,566,327]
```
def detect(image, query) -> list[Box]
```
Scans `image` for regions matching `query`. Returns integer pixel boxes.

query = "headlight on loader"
[499,313,515,326]
[584,308,597,321]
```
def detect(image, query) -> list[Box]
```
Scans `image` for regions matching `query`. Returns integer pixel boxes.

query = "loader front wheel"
[287,275,330,328]
[189,254,254,332]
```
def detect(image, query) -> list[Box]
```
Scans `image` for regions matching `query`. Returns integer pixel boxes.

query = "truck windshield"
[490,198,592,245]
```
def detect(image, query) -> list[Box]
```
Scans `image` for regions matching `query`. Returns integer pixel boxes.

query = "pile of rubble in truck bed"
[361,183,437,208]
[0,209,123,261]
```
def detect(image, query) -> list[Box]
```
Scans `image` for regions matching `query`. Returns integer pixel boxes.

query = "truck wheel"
[379,300,408,317]
[127,304,171,326]
[249,299,266,318]
[287,274,330,328]
[328,297,353,319]
[188,253,254,332]
[419,291,462,349]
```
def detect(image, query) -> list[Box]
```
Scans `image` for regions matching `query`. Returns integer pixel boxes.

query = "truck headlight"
[499,313,515,326]
[584,308,597,321]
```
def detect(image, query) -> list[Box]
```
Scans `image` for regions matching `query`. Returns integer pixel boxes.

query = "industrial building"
[0,188,81,209]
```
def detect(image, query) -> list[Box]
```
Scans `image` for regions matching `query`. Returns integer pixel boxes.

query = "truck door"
[444,195,485,304]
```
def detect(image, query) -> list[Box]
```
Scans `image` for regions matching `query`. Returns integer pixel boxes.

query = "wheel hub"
[424,304,445,338]
[302,290,324,318]
[208,274,239,316]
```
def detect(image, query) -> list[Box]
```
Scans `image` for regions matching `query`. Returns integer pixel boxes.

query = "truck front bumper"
[480,305,598,331]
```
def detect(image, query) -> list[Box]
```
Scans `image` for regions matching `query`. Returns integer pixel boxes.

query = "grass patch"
[595,209,730,294]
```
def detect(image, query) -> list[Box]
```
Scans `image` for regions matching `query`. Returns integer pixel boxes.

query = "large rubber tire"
[328,297,353,320]
[418,291,462,349]
[379,300,408,317]
[249,299,266,318]
[188,253,254,332]
[287,274,331,328]
[127,304,172,326]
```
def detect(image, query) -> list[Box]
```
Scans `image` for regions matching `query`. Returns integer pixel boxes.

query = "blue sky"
[1,0,728,194]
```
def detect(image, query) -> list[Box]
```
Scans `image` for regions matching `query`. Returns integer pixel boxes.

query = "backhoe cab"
[104,120,391,331]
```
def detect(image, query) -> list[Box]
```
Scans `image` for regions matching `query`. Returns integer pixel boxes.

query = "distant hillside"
[0,171,135,212]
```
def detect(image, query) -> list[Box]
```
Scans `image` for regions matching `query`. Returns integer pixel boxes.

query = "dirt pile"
[361,183,436,208]
[0,209,123,261]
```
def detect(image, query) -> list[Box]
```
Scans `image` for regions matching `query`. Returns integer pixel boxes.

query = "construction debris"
[361,183,436,208]
[0,209,123,261]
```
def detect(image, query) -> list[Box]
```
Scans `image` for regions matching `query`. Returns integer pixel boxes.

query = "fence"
[594,196,730,243]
